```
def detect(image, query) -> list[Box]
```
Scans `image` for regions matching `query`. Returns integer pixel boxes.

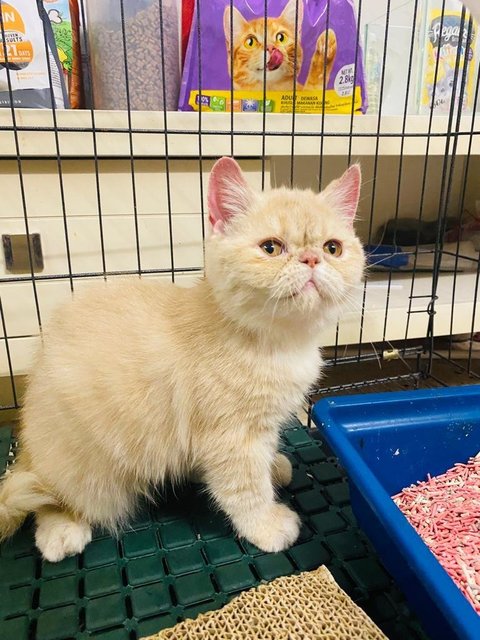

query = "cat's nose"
[299,251,319,269]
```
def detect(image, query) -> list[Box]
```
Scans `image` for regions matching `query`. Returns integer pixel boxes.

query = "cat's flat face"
[206,159,365,334]
[224,0,302,89]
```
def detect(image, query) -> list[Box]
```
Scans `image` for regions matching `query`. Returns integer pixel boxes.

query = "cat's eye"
[276,32,287,43]
[323,240,343,257]
[260,239,284,257]
[244,36,257,48]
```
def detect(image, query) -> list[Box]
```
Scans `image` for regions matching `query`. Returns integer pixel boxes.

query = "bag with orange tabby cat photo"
[179,0,367,113]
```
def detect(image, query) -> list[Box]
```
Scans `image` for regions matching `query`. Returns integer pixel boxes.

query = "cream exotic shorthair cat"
[0,158,364,562]
[225,0,337,91]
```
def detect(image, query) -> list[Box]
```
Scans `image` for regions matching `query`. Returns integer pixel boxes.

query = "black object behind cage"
[0,0,479,418]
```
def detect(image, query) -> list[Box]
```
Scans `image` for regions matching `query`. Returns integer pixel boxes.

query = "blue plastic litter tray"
[312,384,480,640]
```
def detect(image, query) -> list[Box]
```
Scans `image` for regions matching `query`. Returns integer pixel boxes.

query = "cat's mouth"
[290,279,320,298]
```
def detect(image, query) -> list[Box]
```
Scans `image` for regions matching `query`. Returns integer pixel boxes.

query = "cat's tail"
[0,468,58,541]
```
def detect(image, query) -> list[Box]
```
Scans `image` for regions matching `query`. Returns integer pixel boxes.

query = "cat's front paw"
[244,503,300,552]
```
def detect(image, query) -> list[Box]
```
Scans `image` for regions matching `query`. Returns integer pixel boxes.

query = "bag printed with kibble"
[0,0,68,108]
[85,0,181,111]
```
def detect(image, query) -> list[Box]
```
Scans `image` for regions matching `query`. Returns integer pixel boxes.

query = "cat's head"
[205,158,365,337]
[224,0,302,89]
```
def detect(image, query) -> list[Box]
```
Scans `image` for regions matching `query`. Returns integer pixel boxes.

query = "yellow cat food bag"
[0,0,68,108]
[179,0,367,113]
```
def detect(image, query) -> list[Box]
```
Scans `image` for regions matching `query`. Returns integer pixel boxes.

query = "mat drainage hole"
[210,572,221,594]
[161,556,170,577]
[28,619,37,640]
[78,576,85,599]
[249,563,260,582]
[78,606,86,632]
[125,594,133,619]
[34,556,42,581]
[168,584,178,607]
[31,586,40,609]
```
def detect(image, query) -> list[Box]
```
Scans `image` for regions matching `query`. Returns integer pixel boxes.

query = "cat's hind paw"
[272,453,293,487]
[36,516,92,563]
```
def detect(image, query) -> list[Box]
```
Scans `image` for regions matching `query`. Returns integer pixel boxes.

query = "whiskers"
[324,282,364,318]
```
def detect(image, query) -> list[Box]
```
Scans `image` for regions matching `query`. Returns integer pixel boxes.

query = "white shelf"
[0,109,479,158]
[2,270,478,378]
[319,271,480,346]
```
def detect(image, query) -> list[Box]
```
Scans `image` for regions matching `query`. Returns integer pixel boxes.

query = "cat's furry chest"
[249,342,321,389]
[197,336,322,430]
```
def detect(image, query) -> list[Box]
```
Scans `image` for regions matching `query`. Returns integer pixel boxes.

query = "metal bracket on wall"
[2,234,44,274]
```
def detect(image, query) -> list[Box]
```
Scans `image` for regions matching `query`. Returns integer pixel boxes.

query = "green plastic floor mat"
[0,421,428,640]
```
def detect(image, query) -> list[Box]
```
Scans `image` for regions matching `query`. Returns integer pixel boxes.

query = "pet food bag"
[43,0,83,108]
[179,0,367,113]
[0,0,68,108]
[85,0,181,111]
[417,0,479,114]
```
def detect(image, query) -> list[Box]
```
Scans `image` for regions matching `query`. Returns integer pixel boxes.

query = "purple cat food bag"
[179,0,367,113]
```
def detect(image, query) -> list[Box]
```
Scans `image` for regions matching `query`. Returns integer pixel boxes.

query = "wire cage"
[0,0,479,421]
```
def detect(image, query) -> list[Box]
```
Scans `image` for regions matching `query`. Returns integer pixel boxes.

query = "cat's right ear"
[224,6,247,48]
[208,157,253,233]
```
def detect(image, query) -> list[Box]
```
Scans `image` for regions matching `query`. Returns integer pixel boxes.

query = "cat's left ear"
[208,157,254,233]
[321,164,361,226]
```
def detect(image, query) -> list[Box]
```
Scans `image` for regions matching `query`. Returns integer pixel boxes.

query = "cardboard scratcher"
[143,566,387,639]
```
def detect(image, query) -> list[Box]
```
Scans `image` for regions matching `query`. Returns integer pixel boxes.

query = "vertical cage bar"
[317,0,331,192]
[196,0,206,252]
[404,0,447,347]
[0,4,42,333]
[78,0,107,280]
[356,0,392,357]
[426,8,468,375]
[261,0,268,191]
[328,0,363,367]
[382,0,420,344]
[347,0,362,165]
[446,17,480,361]
[288,0,301,188]
[158,0,176,283]
[229,0,235,158]
[41,9,74,292]
[119,0,142,275]
[0,297,18,409]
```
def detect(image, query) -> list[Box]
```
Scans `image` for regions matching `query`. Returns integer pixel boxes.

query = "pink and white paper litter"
[393,452,480,615]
